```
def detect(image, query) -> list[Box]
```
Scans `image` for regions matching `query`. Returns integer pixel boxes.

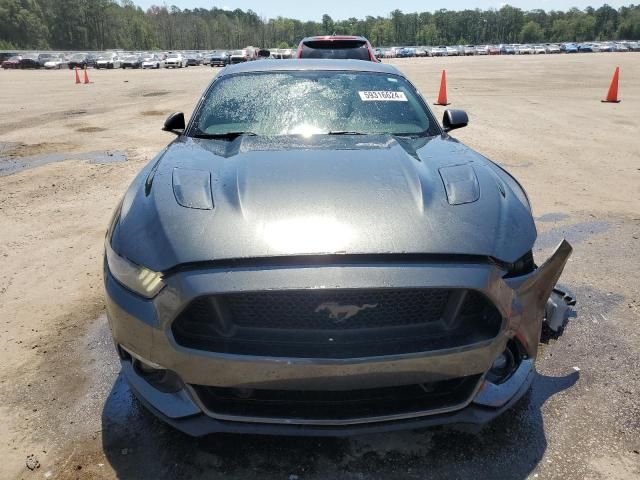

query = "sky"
[133,1,630,21]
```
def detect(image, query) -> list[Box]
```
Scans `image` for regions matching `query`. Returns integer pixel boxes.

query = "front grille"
[191,375,482,422]
[224,288,450,330]
[172,288,502,358]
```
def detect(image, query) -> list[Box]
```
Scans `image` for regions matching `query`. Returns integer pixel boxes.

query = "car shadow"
[101,369,578,479]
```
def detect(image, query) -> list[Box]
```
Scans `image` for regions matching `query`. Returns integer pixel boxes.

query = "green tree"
[520,20,544,43]
[321,14,333,35]
[0,2,638,51]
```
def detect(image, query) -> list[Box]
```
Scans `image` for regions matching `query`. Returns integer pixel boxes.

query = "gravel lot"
[1,54,639,480]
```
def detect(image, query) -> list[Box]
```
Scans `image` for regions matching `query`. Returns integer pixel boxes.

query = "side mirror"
[442,109,469,132]
[258,49,270,58]
[163,112,185,135]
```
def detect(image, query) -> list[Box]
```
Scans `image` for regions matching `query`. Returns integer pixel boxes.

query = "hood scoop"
[438,164,480,205]
[172,168,214,210]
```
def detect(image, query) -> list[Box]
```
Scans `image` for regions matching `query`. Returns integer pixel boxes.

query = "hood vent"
[438,164,480,205]
[172,168,214,210]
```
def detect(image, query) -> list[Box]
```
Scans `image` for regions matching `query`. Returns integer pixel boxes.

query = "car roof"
[302,35,367,42]
[219,59,400,77]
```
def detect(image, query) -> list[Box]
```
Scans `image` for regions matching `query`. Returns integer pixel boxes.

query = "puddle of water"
[64,109,88,117]
[140,110,167,117]
[535,220,610,250]
[76,126,107,133]
[536,212,570,223]
[142,91,170,97]
[0,147,126,176]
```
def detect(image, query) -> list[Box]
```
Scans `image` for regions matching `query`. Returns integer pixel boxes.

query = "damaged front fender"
[501,240,573,358]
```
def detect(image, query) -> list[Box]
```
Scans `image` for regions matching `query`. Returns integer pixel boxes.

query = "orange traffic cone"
[602,67,620,103]
[74,67,81,84]
[83,66,90,84]
[434,70,450,106]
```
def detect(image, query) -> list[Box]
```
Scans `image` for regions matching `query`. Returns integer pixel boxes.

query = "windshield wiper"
[327,131,366,135]
[192,132,257,140]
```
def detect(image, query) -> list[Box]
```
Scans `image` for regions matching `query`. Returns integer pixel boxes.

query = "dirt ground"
[1,54,639,479]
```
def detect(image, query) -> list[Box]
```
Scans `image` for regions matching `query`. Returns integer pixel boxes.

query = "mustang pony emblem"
[314,302,378,323]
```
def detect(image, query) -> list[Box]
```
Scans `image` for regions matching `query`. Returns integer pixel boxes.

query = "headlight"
[504,250,535,278]
[105,240,165,298]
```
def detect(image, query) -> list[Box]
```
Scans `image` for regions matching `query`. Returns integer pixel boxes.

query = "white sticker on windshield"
[358,91,408,102]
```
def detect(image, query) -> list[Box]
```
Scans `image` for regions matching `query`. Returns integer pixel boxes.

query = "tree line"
[1,1,639,51]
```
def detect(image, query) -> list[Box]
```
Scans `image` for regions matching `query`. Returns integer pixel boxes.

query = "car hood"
[112,135,536,272]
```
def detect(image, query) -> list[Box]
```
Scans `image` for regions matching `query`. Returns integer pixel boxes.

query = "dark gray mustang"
[104,59,573,436]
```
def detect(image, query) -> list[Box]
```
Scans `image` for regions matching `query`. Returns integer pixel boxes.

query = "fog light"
[492,353,508,371]
[133,358,183,393]
[487,348,516,384]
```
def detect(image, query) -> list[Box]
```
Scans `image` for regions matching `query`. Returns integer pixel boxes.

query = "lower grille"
[172,288,502,358]
[191,375,482,422]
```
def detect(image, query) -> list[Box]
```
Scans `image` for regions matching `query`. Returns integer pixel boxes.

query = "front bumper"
[121,355,535,437]
[105,241,572,436]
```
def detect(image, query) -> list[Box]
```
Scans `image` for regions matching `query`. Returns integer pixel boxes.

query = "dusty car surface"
[104,59,572,437]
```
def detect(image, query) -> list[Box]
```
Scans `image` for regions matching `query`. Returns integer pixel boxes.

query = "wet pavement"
[0,143,126,176]
[23,216,635,479]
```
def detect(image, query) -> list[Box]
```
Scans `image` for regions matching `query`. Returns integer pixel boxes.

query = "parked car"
[104,59,573,437]
[43,54,69,69]
[96,53,122,69]
[613,43,629,52]
[628,41,640,51]
[533,45,546,54]
[577,44,595,53]
[186,53,203,66]
[37,53,58,67]
[0,52,17,64]
[122,54,143,69]
[141,54,165,69]
[545,44,561,54]
[517,45,534,54]
[67,53,97,69]
[475,45,489,55]
[297,35,377,61]
[269,49,286,60]
[384,48,397,58]
[415,48,428,57]
[19,54,41,69]
[488,45,500,55]
[499,44,515,55]
[560,43,578,53]
[165,53,187,68]
[463,45,476,55]
[446,46,460,56]
[229,50,248,64]
[209,50,230,67]
[431,46,447,56]
[397,47,415,58]
[1,55,22,69]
